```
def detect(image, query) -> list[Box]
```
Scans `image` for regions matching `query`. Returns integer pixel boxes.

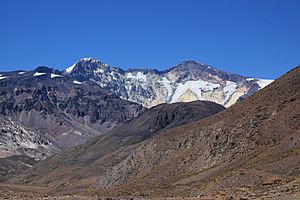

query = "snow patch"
[223,81,238,103]
[256,79,273,89]
[73,131,83,136]
[110,71,118,80]
[62,131,83,136]
[33,72,46,77]
[21,141,38,149]
[0,74,7,80]
[246,78,255,81]
[95,68,104,73]
[22,163,33,168]
[73,80,83,84]
[126,72,147,82]
[18,71,26,75]
[66,63,76,74]
[159,77,174,101]
[51,73,63,78]
[81,58,97,62]
[171,79,220,103]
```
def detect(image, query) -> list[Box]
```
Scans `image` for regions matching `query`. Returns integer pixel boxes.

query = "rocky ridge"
[0,67,144,159]
[65,58,273,108]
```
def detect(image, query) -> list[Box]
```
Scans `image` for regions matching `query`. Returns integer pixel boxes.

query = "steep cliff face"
[65,58,273,107]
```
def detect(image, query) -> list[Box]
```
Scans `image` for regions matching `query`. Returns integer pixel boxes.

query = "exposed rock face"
[65,58,273,107]
[0,116,58,183]
[0,67,144,158]
[0,117,58,160]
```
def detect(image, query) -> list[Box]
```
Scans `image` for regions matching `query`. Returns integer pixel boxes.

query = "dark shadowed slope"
[10,100,224,191]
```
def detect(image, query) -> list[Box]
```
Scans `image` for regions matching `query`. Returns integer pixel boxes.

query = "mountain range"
[1,59,298,200]
[0,58,272,161]
[0,67,144,159]
[65,58,273,108]
[0,58,273,111]
[4,64,298,200]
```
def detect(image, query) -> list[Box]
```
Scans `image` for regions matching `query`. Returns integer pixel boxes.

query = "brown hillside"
[94,66,300,198]
[10,100,224,192]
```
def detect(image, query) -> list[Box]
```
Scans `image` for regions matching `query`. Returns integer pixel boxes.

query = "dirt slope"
[11,100,224,192]
[92,66,300,198]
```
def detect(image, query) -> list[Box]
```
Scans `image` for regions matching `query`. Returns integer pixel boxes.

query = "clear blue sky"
[0,0,299,79]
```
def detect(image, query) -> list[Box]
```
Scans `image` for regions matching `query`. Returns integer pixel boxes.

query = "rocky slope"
[0,117,59,160]
[91,65,299,198]
[65,58,273,107]
[10,65,299,199]
[0,66,144,158]
[10,101,225,190]
[0,116,57,183]
[0,155,37,183]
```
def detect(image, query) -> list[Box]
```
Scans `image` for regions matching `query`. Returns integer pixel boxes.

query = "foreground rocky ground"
[1,182,300,200]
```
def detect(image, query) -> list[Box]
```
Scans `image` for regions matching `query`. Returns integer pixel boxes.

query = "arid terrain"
[0,66,299,199]
[1,0,299,199]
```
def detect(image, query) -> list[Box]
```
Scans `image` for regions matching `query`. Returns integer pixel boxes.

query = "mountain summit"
[65,58,273,107]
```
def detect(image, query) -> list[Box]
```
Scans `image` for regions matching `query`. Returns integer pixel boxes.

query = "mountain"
[9,101,225,190]
[65,58,273,108]
[0,67,144,159]
[91,65,299,198]
[0,58,271,161]
[10,65,299,199]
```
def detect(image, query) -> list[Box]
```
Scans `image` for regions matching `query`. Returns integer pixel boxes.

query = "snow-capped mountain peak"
[65,63,76,74]
[64,60,273,108]
[65,58,111,74]
[80,57,98,62]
